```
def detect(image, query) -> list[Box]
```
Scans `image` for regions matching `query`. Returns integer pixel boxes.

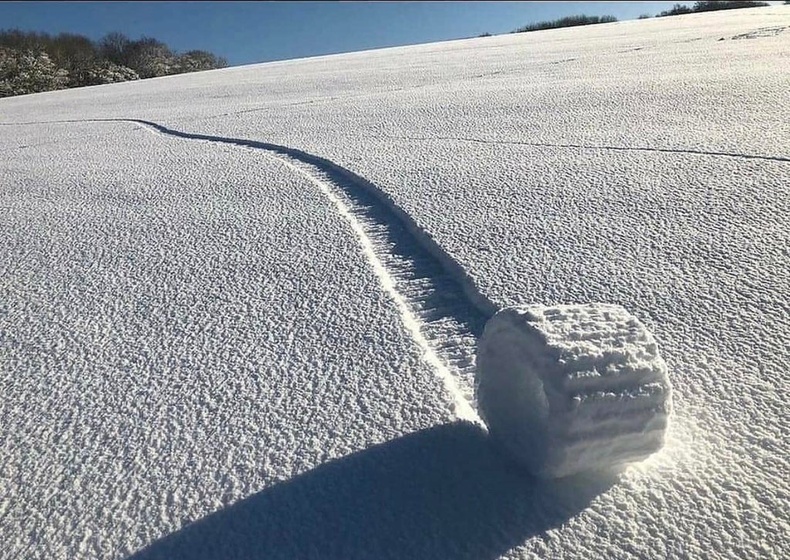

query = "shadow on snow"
[128,421,616,560]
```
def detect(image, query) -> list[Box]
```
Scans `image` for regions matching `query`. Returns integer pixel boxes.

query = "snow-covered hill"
[2,6,788,559]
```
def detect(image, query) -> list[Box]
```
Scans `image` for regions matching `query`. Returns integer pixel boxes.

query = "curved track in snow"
[378,134,790,163]
[6,118,496,423]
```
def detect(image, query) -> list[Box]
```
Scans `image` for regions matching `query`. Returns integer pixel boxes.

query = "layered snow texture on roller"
[476,304,672,479]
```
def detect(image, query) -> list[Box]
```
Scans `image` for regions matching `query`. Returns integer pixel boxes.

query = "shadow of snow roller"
[476,303,672,479]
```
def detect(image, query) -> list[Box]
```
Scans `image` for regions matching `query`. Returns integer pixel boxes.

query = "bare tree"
[49,33,97,87]
[98,32,131,66]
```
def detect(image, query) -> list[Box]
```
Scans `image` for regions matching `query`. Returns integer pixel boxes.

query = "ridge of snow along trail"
[107,117,495,423]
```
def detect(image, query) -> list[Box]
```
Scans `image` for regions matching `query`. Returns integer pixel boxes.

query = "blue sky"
[0,1,745,66]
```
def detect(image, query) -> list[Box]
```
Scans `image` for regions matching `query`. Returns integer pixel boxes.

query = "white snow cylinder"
[476,303,672,479]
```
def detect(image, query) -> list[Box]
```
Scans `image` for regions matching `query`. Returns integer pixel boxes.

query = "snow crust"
[1,6,789,560]
[477,304,671,479]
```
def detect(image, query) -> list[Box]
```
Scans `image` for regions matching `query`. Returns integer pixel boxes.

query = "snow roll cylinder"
[476,303,672,479]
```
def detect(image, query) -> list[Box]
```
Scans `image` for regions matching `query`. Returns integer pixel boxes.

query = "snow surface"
[477,304,672,479]
[2,6,789,560]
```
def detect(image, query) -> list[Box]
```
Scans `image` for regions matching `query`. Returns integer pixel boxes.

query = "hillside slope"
[2,7,788,559]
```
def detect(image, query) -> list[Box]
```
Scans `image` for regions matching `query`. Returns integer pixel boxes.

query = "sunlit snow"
[1,7,788,560]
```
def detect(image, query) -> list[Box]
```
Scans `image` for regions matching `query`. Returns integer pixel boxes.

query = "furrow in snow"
[276,159,487,421]
[5,120,789,162]
[16,118,493,423]
[377,134,790,163]
[125,120,499,422]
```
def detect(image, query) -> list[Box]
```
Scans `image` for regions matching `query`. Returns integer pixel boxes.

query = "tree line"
[0,29,228,98]
[509,1,770,34]
[512,15,618,34]
[656,1,768,17]
[474,1,775,38]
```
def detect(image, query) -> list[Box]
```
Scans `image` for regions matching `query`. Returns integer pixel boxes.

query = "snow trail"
[377,134,790,163]
[6,120,788,162]
[286,161,482,423]
[6,118,492,423]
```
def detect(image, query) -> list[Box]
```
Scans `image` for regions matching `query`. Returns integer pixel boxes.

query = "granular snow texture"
[477,304,671,479]
[1,6,789,560]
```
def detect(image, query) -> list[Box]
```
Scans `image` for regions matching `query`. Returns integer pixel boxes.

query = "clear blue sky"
[0,1,745,66]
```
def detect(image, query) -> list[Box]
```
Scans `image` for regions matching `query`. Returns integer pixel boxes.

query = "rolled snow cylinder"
[476,303,672,479]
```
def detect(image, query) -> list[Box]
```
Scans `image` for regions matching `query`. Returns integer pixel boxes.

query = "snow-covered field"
[2,6,789,559]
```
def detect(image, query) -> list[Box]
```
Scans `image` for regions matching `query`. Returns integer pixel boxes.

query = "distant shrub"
[638,14,652,19]
[477,32,493,38]
[692,1,768,11]
[80,59,139,86]
[658,4,694,16]
[0,47,68,96]
[174,50,229,74]
[658,1,768,17]
[512,14,617,34]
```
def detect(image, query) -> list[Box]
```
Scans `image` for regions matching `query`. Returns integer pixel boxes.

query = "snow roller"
[476,303,672,479]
